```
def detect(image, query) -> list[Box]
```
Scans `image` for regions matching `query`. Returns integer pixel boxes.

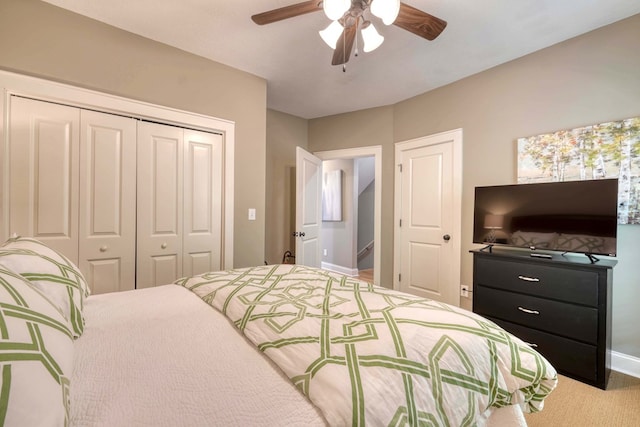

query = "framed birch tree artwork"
[517,116,640,224]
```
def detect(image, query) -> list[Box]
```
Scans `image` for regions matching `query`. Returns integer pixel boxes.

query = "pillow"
[556,234,607,253]
[0,237,89,337]
[0,266,73,426]
[510,231,559,249]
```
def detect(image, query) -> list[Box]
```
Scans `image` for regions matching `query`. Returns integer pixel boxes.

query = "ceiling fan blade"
[331,24,358,66]
[394,2,447,41]
[251,1,322,25]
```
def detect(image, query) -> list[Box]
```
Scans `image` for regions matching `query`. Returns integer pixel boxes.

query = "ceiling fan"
[251,0,447,67]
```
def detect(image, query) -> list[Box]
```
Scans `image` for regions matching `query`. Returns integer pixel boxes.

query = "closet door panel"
[7,97,80,262]
[183,130,223,276]
[79,110,136,294]
[137,122,183,288]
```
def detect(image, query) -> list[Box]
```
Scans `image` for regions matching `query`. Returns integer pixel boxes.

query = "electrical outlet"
[323,249,328,256]
[460,285,469,298]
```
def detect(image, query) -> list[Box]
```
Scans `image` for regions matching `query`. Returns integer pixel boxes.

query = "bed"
[0,237,557,426]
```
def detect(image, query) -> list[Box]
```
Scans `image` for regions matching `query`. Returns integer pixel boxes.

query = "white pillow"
[0,265,74,426]
[0,237,89,337]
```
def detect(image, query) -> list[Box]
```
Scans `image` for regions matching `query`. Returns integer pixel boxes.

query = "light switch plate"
[248,208,256,220]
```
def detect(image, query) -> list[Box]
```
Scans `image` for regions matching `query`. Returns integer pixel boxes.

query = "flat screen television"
[473,179,618,258]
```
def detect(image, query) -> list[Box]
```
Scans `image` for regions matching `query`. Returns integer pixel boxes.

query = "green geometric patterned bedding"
[176,264,557,426]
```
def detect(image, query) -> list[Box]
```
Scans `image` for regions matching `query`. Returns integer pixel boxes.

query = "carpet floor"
[524,371,640,426]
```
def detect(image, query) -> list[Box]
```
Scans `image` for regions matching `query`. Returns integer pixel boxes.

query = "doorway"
[303,146,382,285]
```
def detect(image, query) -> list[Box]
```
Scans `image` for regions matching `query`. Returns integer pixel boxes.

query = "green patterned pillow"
[0,237,90,337]
[0,266,73,426]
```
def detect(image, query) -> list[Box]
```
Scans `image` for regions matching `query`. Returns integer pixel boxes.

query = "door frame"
[0,69,235,268]
[393,129,463,296]
[315,145,382,286]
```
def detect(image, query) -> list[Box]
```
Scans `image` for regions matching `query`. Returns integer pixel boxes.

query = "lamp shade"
[362,23,384,52]
[319,20,344,49]
[370,0,400,25]
[484,214,504,229]
[323,0,350,21]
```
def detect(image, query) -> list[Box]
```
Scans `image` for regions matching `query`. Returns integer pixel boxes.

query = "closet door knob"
[161,243,167,249]
[99,246,108,252]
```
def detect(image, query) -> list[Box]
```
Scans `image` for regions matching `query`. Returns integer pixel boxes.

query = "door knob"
[443,234,451,241]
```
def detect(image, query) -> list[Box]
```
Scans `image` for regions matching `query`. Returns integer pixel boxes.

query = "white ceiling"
[42,0,640,119]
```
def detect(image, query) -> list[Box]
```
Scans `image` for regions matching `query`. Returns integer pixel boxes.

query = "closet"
[6,96,224,294]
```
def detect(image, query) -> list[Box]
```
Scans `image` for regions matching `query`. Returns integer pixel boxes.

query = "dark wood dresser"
[471,248,616,389]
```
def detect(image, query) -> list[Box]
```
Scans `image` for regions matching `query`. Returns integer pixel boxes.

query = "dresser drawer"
[475,286,598,344]
[488,317,598,382]
[475,257,599,306]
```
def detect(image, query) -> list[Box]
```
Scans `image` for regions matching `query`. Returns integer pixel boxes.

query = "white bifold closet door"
[136,121,223,288]
[7,96,137,293]
[8,97,223,293]
[79,110,137,294]
[7,97,81,260]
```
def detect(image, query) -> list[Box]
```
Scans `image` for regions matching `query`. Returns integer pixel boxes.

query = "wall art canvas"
[322,169,342,222]
[517,116,640,224]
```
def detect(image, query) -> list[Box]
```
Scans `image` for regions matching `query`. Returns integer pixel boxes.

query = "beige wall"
[265,109,308,264]
[306,15,640,358]
[0,0,267,267]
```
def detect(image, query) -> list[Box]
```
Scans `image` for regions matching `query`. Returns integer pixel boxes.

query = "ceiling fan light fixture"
[319,20,344,49]
[362,23,384,53]
[323,0,350,21]
[370,0,400,25]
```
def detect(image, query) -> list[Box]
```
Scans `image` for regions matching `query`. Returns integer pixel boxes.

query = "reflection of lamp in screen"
[484,214,504,243]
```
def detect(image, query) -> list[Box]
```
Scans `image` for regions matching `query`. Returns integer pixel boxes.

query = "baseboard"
[611,350,640,379]
[321,262,358,277]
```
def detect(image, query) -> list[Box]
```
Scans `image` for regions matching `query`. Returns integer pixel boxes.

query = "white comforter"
[177,265,556,426]
[70,285,326,426]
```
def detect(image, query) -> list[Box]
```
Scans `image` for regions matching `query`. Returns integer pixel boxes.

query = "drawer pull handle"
[517,275,540,283]
[518,306,540,315]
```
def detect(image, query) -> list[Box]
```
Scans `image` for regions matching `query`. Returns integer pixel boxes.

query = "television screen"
[473,179,618,256]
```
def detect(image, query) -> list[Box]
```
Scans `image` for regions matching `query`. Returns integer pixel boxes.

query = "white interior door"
[394,130,462,306]
[7,96,80,262]
[137,121,184,288]
[295,147,322,267]
[182,129,223,276]
[78,110,136,294]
